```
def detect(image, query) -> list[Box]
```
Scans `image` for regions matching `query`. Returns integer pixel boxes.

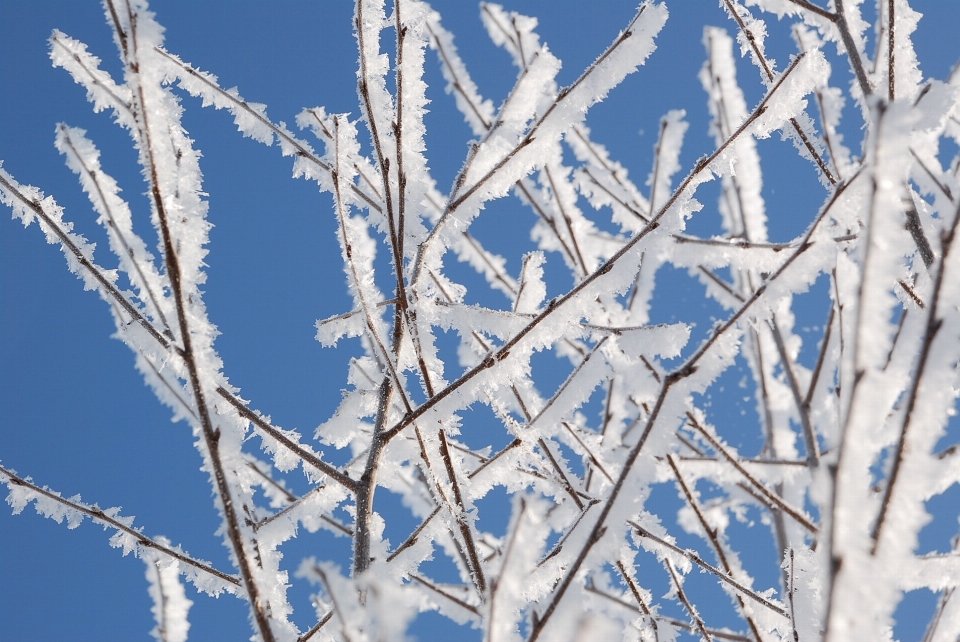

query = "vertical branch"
[537,437,585,510]
[887,0,896,101]
[326,113,402,576]
[438,429,488,598]
[788,549,800,642]
[804,304,836,410]
[393,0,407,262]
[769,318,820,467]
[870,199,960,553]
[356,0,435,400]
[834,0,874,99]
[666,455,763,642]
[106,3,275,638]
[543,164,589,277]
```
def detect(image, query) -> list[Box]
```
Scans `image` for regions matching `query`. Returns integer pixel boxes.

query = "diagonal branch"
[630,519,789,619]
[0,465,240,589]
[686,414,817,533]
[217,389,357,491]
[768,317,820,467]
[666,455,764,641]
[386,50,820,446]
[871,199,960,553]
[721,0,837,185]
[438,429,488,597]
[0,173,179,358]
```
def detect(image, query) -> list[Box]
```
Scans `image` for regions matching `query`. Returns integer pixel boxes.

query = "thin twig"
[687,414,818,533]
[438,429,488,597]
[218,389,357,491]
[667,455,764,641]
[769,318,820,467]
[410,574,480,615]
[871,198,960,553]
[0,465,240,588]
[665,560,714,641]
[297,611,333,642]
[630,519,789,619]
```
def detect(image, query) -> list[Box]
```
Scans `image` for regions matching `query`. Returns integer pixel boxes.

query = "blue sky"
[2,2,960,640]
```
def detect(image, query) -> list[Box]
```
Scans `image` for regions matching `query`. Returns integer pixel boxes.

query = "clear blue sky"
[2,2,959,640]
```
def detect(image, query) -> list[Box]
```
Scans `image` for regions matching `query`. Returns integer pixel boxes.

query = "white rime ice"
[145,546,194,642]
[4,0,960,640]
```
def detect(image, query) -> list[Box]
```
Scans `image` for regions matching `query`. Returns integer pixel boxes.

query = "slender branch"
[50,33,133,114]
[438,430,488,597]
[788,548,800,642]
[110,4,273,635]
[887,0,895,101]
[871,198,960,553]
[544,164,589,276]
[468,438,522,480]
[538,499,600,567]
[0,465,240,588]
[153,559,170,642]
[769,317,820,467]
[217,388,357,491]
[630,519,789,618]
[247,460,297,504]
[781,0,837,21]
[410,574,480,615]
[667,455,764,641]
[911,149,954,202]
[687,414,818,533]
[804,304,836,408]
[425,20,492,129]
[903,189,935,267]
[537,437,585,511]
[562,422,613,484]
[254,485,326,532]
[672,455,809,467]
[665,560,714,641]
[386,506,441,562]
[297,611,333,642]
[581,166,649,223]
[614,560,659,642]
[58,126,172,334]
[834,0,874,98]
[675,234,797,250]
[0,174,178,357]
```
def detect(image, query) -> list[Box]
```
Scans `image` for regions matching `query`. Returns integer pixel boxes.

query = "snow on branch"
[4,0,960,640]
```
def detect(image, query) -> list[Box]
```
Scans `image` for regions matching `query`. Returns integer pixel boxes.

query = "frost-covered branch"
[1,464,239,594]
[5,0,960,639]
